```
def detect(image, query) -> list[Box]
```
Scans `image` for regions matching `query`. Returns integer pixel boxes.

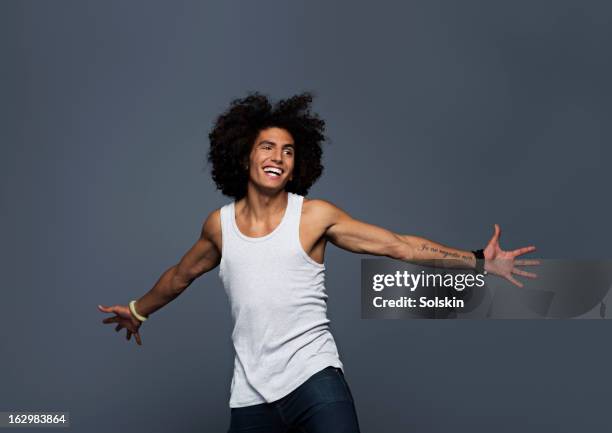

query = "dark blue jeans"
[227,366,361,433]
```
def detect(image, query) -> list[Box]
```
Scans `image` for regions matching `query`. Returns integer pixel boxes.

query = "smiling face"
[246,127,295,194]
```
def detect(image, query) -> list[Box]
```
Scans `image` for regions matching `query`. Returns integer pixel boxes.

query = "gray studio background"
[2,1,611,432]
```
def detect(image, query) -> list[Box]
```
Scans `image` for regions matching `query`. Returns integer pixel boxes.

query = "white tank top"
[218,192,344,408]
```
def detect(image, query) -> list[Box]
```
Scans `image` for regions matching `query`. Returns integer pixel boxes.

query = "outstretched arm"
[315,200,476,268]
[99,210,222,345]
[315,200,538,287]
[133,209,222,318]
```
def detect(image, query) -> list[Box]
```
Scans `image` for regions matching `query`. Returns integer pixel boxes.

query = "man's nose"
[272,150,283,163]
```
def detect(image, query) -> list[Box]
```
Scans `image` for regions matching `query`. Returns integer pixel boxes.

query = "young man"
[98,92,537,432]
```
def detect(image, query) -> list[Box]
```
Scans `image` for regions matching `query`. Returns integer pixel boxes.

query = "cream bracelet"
[129,300,148,322]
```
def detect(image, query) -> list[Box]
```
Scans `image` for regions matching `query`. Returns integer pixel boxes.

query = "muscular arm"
[313,200,476,270]
[133,209,222,318]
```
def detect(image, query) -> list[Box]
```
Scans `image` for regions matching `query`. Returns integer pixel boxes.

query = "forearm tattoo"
[417,243,474,267]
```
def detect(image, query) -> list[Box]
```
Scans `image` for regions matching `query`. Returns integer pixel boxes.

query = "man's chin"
[249,179,288,195]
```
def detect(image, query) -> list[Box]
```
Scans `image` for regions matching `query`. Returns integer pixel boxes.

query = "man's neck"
[240,186,288,221]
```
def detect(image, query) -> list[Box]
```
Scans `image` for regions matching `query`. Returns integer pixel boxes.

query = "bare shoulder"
[201,208,222,241]
[303,197,337,213]
[302,197,345,226]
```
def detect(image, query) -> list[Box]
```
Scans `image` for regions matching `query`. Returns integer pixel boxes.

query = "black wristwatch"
[472,249,487,275]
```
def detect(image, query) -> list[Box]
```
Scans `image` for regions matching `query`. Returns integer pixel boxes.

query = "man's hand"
[98,304,143,345]
[483,224,540,288]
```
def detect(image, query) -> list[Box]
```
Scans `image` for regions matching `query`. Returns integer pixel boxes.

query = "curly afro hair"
[207,91,327,199]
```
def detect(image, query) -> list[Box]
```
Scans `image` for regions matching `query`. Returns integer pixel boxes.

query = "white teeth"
[263,167,282,176]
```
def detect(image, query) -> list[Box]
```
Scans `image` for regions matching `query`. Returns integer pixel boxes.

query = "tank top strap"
[219,201,237,254]
[278,192,301,239]
[285,191,297,219]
